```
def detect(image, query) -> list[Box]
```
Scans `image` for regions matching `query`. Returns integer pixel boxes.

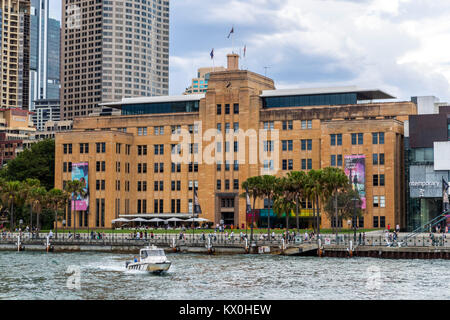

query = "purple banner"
[71,162,89,212]
[344,155,366,209]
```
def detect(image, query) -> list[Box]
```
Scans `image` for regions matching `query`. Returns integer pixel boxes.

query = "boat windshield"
[141,250,165,258]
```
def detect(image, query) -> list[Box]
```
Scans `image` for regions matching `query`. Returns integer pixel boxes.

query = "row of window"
[217,104,239,115]
[62,131,386,157]
[217,179,240,191]
[264,120,312,130]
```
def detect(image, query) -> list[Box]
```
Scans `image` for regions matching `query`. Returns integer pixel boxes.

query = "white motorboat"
[126,246,171,274]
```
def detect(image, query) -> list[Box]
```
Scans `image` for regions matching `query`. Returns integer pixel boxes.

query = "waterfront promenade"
[1,231,449,259]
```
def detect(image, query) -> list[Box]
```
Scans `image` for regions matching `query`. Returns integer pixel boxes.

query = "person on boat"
[49,230,53,239]
[134,256,138,263]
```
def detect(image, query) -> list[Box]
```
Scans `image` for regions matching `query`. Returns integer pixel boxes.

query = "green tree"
[272,177,296,239]
[23,178,41,230]
[287,171,307,232]
[324,187,363,224]
[304,170,325,234]
[0,181,22,230]
[29,186,47,232]
[242,176,263,242]
[1,139,55,190]
[258,175,278,237]
[322,167,350,237]
[47,189,68,238]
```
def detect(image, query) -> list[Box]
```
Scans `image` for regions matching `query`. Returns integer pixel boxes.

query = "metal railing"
[1,232,448,249]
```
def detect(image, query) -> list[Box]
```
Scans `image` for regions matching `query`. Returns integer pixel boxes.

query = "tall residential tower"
[29,0,61,111]
[60,0,170,121]
[0,0,31,109]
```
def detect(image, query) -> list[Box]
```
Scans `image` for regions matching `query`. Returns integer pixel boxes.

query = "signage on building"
[344,155,366,209]
[71,162,89,212]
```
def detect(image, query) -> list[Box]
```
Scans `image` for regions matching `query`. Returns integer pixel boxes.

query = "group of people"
[130,231,155,240]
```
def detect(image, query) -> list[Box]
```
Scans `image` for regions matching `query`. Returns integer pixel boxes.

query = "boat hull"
[127,262,171,274]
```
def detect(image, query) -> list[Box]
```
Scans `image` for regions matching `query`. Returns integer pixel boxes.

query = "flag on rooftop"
[227,26,234,39]
[210,48,214,59]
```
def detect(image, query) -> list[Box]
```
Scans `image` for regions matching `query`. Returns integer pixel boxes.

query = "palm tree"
[1,181,22,231]
[47,189,67,239]
[242,176,263,242]
[30,186,47,232]
[287,171,307,232]
[306,170,325,235]
[64,180,86,235]
[322,167,349,238]
[258,175,278,238]
[273,177,296,240]
[23,178,41,231]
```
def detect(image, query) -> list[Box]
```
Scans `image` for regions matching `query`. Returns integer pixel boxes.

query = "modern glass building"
[406,103,450,231]
[102,95,204,116]
[261,87,395,109]
[29,0,60,111]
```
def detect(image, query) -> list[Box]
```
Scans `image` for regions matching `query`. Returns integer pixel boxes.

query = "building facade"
[184,67,226,95]
[31,99,59,131]
[29,0,60,111]
[55,54,417,230]
[406,105,450,231]
[0,0,31,109]
[0,107,35,165]
[60,0,169,121]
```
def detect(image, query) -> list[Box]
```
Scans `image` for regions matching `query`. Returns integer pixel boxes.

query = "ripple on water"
[0,252,449,300]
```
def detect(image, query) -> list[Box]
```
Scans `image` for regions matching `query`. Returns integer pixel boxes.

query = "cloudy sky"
[50,0,450,101]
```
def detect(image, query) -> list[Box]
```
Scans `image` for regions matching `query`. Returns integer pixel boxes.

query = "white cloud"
[169,0,450,101]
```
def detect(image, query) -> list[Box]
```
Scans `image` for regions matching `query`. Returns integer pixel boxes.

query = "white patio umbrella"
[132,218,149,228]
[111,218,130,223]
[149,218,166,227]
[185,218,209,222]
[167,217,185,227]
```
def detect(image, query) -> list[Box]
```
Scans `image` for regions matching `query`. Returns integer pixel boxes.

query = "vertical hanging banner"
[345,155,366,209]
[71,162,89,212]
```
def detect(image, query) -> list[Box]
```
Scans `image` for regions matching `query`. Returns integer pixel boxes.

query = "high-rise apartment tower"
[0,0,31,109]
[60,0,170,121]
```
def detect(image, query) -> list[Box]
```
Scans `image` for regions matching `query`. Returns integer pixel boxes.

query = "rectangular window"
[380,154,385,165]
[373,133,378,145]
[373,154,379,165]
[373,175,379,186]
[308,159,312,170]
[154,200,159,213]
[373,196,379,207]
[80,143,89,154]
[233,104,239,114]
[380,216,386,228]
[234,179,239,190]
[380,196,386,208]
[225,180,230,190]
[138,127,147,136]
[358,133,364,145]
[337,155,343,167]
[301,120,312,129]
[225,104,230,114]
[352,133,357,145]
[380,174,385,186]
[331,155,336,167]
[379,132,385,145]
[96,142,106,153]
[217,180,221,190]
[217,104,222,115]
[331,134,336,146]
[373,216,379,228]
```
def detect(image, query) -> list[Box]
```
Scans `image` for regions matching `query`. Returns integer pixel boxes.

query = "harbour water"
[0,252,449,300]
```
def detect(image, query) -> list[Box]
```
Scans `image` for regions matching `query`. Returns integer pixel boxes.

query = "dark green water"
[0,252,448,300]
